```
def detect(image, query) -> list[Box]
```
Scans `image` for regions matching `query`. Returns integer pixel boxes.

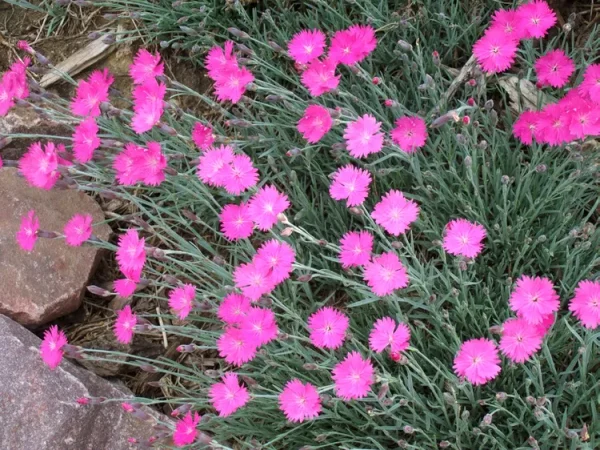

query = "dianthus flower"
[329,165,371,207]
[19,141,60,190]
[288,29,326,65]
[129,49,164,84]
[472,28,518,74]
[332,351,374,400]
[343,114,384,158]
[308,307,349,349]
[535,103,570,146]
[220,203,254,241]
[442,218,486,258]
[113,143,145,185]
[64,214,93,247]
[40,325,68,370]
[564,94,600,139]
[509,275,560,325]
[279,379,321,422]
[233,261,276,301]
[239,307,279,345]
[297,105,333,143]
[369,317,411,353]
[247,185,290,231]
[339,230,373,268]
[217,327,259,366]
[72,117,100,163]
[220,154,259,195]
[205,41,238,81]
[301,58,340,97]
[454,338,501,385]
[534,49,574,88]
[197,145,235,187]
[569,280,600,329]
[499,317,543,363]
[16,210,39,252]
[71,68,113,117]
[489,9,527,40]
[116,229,146,274]
[254,239,295,284]
[218,293,252,325]
[131,78,166,134]
[363,252,409,296]
[0,58,29,115]
[214,65,254,104]
[137,142,167,186]
[390,116,428,153]
[371,190,419,236]
[329,25,377,65]
[114,305,137,344]
[578,64,600,103]
[173,411,200,447]
[114,267,141,298]
[209,373,250,417]
[516,0,557,39]
[192,122,215,150]
[513,110,541,145]
[168,284,196,319]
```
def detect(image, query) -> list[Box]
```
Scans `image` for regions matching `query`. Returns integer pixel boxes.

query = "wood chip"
[497,76,549,115]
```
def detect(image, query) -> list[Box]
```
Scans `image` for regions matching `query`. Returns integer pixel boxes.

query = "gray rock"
[0,167,111,326]
[0,314,169,450]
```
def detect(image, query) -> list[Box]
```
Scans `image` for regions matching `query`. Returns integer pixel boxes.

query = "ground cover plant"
[2,0,600,448]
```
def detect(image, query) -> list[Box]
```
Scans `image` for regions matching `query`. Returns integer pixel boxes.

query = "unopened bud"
[269,41,284,53]
[297,274,312,282]
[467,97,476,106]
[397,40,413,52]
[280,227,294,237]
[349,207,362,216]
[432,50,440,66]
[87,285,113,297]
[484,99,494,110]
[177,344,196,353]
[377,383,389,400]
[439,441,450,448]
[384,99,396,108]
[170,404,192,417]
[303,363,319,371]
[495,392,507,402]
[140,364,158,373]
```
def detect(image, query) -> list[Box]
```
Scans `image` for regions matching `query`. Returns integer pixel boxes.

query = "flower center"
[303,45,314,54]
[381,269,394,281]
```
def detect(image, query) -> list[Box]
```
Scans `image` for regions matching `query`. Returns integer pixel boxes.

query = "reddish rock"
[0,167,111,326]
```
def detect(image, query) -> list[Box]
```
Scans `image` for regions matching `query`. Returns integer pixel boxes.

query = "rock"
[0,167,111,326]
[0,314,168,449]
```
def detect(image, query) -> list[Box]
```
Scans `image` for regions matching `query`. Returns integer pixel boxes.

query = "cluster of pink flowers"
[0,57,29,116]
[19,141,62,190]
[17,210,94,252]
[113,141,167,186]
[71,68,114,117]
[130,50,166,134]
[205,41,254,104]
[197,144,258,195]
[113,229,146,301]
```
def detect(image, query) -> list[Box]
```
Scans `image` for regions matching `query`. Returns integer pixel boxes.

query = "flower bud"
[87,285,113,297]
[484,99,494,110]
[268,41,285,53]
[170,404,192,417]
[280,227,294,237]
[467,97,476,106]
[432,50,440,66]
[403,425,414,434]
[384,99,396,108]
[397,40,413,52]
[482,414,493,426]
[177,344,196,353]
[495,392,507,402]
[228,27,250,39]
[303,363,319,371]
[439,441,450,448]
[140,364,158,373]
[377,383,389,400]
[297,274,312,282]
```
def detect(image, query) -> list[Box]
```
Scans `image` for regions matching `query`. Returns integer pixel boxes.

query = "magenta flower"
[214,66,254,104]
[297,105,332,143]
[536,103,571,146]
[442,218,486,258]
[513,111,541,145]
[247,185,290,231]
[219,203,254,241]
[329,24,377,66]
[71,68,113,117]
[343,114,384,158]
[129,49,164,84]
[64,214,93,247]
[569,280,600,329]
[288,29,326,65]
[332,351,374,400]
[566,94,600,139]
[16,210,39,252]
[308,306,349,350]
[279,379,321,422]
[197,145,235,187]
[218,293,252,325]
[499,317,543,363]
[363,252,409,297]
[114,305,137,344]
[390,116,428,153]
[173,411,200,447]
[131,78,166,134]
[371,190,419,236]
[489,9,527,40]
[516,0,557,39]
[233,261,276,301]
[339,230,373,268]
[40,325,68,370]
[453,338,501,385]
[217,327,259,366]
[221,154,259,195]
[254,239,295,284]
[192,122,215,150]
[534,49,574,88]
[369,317,411,353]
[72,117,100,163]
[116,229,146,274]
[0,155,3,169]
[239,307,278,346]
[168,284,196,319]
[113,143,144,185]
[114,268,140,298]
[205,41,238,81]
[579,64,600,103]
[209,373,250,417]
[19,141,60,190]
[329,165,371,207]
[138,142,167,186]
[509,275,560,325]
[472,28,518,74]
[301,58,340,97]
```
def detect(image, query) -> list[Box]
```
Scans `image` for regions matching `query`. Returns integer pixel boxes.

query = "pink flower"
[138,142,167,186]
[220,203,254,241]
[114,305,137,344]
[332,351,374,400]
[516,0,557,39]
[114,268,140,298]
[343,114,384,158]
[0,156,3,169]
[301,58,340,97]
[369,317,410,353]
[113,143,144,185]
[72,117,100,163]
[40,325,68,370]
[255,239,295,284]
[566,96,600,139]
[116,229,146,274]
[247,185,290,231]
[391,116,428,153]
[205,41,238,81]
[531,312,555,336]
[218,293,252,325]
[19,141,60,190]
[472,28,518,74]
[168,284,196,319]
[214,66,254,104]
[131,78,166,134]
[453,338,501,385]
[499,317,543,363]
[339,230,373,268]
[489,9,527,40]
[129,49,164,84]
[569,280,600,329]
[534,49,574,88]
[329,25,377,66]
[288,29,326,65]
[513,110,541,145]
[233,261,276,301]
[329,165,371,207]
[536,103,570,146]
[240,307,278,345]
[363,252,409,297]
[209,373,250,417]
[192,123,215,150]
[16,210,39,252]
[64,214,93,247]
[217,327,259,366]
[371,190,420,236]
[0,80,15,116]
[579,64,600,103]
[221,154,259,195]
[173,411,200,447]
[509,275,560,325]
[279,379,321,422]
[442,219,486,258]
[71,69,113,117]
[297,105,332,143]
[197,145,234,187]
[308,307,349,349]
